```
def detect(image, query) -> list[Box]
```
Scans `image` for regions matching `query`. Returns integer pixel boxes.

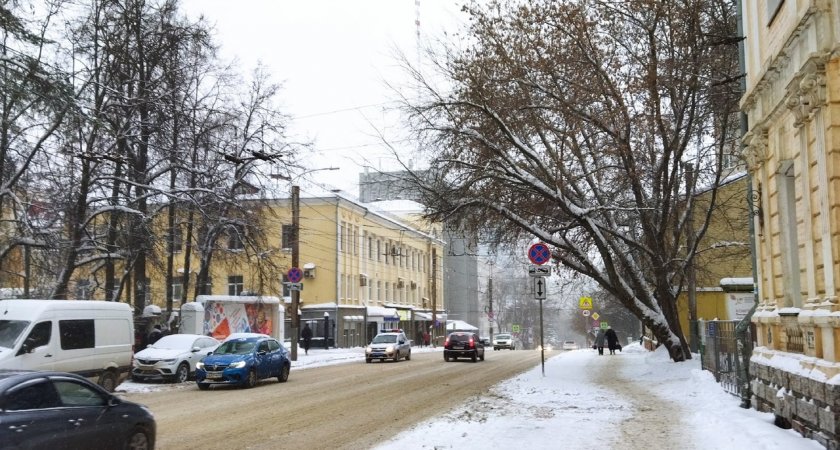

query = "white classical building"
[740,1,840,446]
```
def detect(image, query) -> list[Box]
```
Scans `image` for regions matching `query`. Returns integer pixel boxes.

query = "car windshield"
[496,334,511,339]
[564,341,576,345]
[150,334,197,350]
[371,334,397,344]
[0,320,30,349]
[213,340,256,355]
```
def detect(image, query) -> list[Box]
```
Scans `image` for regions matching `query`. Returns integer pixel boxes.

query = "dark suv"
[443,332,485,362]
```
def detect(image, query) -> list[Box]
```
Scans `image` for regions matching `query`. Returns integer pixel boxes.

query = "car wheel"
[245,369,257,388]
[393,352,400,362]
[278,364,290,383]
[175,362,190,383]
[124,427,151,450]
[444,355,450,362]
[366,358,372,363]
[471,353,477,362]
[197,382,209,391]
[406,350,411,361]
[99,370,118,392]
[480,352,485,361]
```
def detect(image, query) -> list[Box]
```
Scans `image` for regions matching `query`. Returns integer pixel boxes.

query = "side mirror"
[257,350,267,355]
[191,347,200,352]
[206,351,213,356]
[108,397,121,407]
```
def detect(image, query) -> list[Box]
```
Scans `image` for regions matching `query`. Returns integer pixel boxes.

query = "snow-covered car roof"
[222,332,271,342]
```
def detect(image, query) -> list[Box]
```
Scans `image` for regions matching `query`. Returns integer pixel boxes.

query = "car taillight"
[469,338,475,349]
[444,337,450,347]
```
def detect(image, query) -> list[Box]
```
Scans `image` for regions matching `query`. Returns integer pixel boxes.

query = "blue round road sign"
[528,242,551,265]
[287,267,303,283]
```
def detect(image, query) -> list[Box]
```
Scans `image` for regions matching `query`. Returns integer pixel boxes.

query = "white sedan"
[562,340,579,350]
[132,334,220,383]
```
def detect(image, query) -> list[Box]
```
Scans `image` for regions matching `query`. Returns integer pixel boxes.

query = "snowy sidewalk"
[376,344,823,450]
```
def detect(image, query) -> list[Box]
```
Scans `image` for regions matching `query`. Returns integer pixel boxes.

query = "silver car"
[365,330,411,363]
[132,334,220,383]
[492,333,517,350]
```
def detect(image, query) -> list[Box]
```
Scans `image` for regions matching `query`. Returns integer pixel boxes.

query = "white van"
[0,299,134,391]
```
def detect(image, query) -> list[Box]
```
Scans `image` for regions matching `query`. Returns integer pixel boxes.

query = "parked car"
[492,333,518,350]
[444,331,485,362]
[0,300,134,392]
[562,340,579,351]
[132,334,220,383]
[0,370,155,449]
[365,329,411,363]
[195,336,290,390]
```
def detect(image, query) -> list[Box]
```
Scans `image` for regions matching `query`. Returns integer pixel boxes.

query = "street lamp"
[324,312,330,349]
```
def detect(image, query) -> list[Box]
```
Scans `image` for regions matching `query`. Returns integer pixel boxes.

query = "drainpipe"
[735,0,758,409]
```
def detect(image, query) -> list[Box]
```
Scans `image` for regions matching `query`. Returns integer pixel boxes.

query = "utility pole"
[431,247,437,347]
[488,278,494,342]
[686,163,699,352]
[290,185,300,361]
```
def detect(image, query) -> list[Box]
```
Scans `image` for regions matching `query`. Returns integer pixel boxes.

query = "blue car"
[195,336,290,390]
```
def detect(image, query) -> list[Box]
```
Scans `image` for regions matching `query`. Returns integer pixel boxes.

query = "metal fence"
[699,320,754,400]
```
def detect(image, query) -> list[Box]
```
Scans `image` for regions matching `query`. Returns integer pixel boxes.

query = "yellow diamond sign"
[591,312,600,321]
[579,297,593,310]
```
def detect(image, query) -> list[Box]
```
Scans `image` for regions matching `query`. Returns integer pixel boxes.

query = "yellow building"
[145,187,446,348]
[676,174,754,346]
[741,1,840,444]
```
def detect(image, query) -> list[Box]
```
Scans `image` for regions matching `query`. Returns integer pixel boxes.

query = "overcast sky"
[180,0,467,195]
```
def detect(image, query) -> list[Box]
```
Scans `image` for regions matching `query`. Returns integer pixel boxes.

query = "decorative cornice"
[784,54,828,127]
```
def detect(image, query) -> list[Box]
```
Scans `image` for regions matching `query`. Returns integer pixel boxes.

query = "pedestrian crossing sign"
[579,297,593,310]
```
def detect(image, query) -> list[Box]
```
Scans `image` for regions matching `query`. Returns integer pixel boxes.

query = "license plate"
[206,371,223,380]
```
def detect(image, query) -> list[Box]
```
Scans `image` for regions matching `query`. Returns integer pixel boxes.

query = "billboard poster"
[203,301,273,339]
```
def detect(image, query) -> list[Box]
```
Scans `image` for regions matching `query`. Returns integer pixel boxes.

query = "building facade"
[741,1,840,445]
[359,169,482,332]
[141,188,446,348]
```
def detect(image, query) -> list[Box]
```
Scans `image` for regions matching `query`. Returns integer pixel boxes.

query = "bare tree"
[404,0,742,361]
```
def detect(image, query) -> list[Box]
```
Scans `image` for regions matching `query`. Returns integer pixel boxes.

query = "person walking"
[301,323,313,355]
[147,324,163,345]
[594,329,606,355]
[605,327,619,355]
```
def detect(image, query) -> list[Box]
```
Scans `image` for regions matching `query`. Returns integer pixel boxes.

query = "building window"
[228,224,245,250]
[281,274,291,297]
[170,227,183,253]
[766,0,783,25]
[777,160,801,308]
[281,224,293,249]
[377,240,382,262]
[172,283,183,302]
[228,275,244,296]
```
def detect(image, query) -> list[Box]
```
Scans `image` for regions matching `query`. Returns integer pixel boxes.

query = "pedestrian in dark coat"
[594,329,606,355]
[605,327,619,355]
[301,323,313,355]
[148,324,163,345]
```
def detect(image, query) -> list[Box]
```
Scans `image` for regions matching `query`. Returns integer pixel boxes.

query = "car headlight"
[365,347,371,354]
[229,360,247,369]
[196,362,204,370]
[161,358,176,363]
[386,345,395,353]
